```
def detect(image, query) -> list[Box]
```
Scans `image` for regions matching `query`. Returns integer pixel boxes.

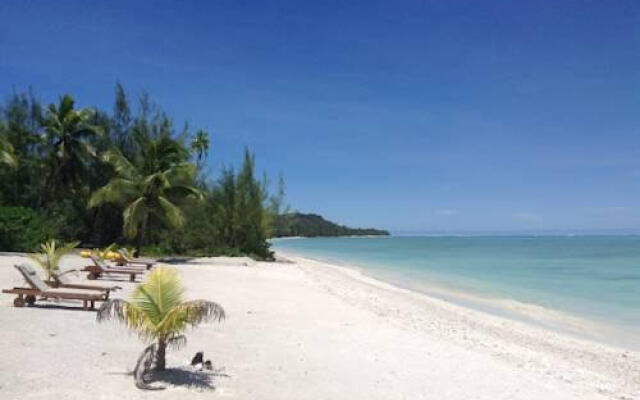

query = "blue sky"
[1,1,639,232]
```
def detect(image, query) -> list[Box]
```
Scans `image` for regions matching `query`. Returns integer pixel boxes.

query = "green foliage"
[89,131,203,250]
[0,131,17,168]
[97,267,225,373]
[191,129,210,166]
[0,207,56,252]
[271,213,390,237]
[0,86,282,260]
[43,94,102,194]
[28,239,79,281]
[208,149,273,259]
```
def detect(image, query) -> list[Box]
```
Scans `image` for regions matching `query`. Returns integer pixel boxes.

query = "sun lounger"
[2,264,107,310]
[83,256,142,282]
[118,249,156,270]
[90,254,145,272]
[51,270,122,296]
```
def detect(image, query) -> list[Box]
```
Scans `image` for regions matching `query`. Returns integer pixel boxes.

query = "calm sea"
[272,235,640,349]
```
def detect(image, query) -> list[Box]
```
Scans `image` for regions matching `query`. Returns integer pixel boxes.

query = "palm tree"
[28,239,79,281]
[88,134,202,251]
[97,267,225,386]
[43,94,101,189]
[190,129,210,167]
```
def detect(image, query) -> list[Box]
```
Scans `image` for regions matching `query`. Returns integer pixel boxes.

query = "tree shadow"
[141,366,229,391]
[159,257,198,264]
[18,303,98,312]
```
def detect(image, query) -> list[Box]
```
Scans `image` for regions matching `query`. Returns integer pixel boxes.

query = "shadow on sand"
[140,366,230,391]
[158,257,198,265]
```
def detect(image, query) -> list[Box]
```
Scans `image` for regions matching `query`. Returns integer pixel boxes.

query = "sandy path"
[0,254,637,399]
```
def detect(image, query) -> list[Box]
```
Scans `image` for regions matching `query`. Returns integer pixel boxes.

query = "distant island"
[271,213,390,238]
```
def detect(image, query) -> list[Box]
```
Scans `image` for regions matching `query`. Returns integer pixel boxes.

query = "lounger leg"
[130,274,135,282]
[90,300,95,310]
[25,295,36,306]
[83,300,87,310]
[13,295,25,308]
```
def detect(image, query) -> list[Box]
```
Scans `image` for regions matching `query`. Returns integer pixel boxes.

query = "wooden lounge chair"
[83,256,142,282]
[90,254,145,272]
[50,269,122,296]
[118,249,156,270]
[2,264,107,310]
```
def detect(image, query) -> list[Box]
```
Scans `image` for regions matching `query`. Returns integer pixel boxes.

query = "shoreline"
[273,247,640,351]
[275,250,639,350]
[277,252,639,398]
[1,253,638,399]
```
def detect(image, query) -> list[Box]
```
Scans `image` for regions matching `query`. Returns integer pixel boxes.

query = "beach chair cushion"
[15,264,49,292]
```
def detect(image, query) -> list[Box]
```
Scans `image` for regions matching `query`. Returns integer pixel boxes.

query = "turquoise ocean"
[272,236,640,349]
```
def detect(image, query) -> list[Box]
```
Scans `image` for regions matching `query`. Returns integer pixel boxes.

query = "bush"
[0,207,56,252]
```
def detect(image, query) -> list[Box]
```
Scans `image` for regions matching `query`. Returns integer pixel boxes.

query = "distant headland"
[271,213,390,238]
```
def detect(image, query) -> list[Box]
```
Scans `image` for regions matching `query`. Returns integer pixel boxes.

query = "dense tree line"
[0,85,278,259]
[271,213,390,237]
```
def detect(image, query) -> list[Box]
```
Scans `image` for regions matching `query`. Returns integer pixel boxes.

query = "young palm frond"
[28,239,79,281]
[97,267,225,378]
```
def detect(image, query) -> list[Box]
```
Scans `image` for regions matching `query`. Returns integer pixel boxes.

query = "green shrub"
[0,207,56,252]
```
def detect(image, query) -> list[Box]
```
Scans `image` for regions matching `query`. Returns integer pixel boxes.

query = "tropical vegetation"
[0,85,283,259]
[28,239,79,281]
[97,267,225,388]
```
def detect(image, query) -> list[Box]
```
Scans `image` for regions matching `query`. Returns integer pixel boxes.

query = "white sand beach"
[0,252,638,400]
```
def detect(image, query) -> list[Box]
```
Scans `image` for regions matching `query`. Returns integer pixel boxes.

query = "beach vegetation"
[89,132,203,251]
[0,86,282,259]
[97,267,225,387]
[191,129,210,168]
[0,207,56,252]
[28,239,79,281]
[0,131,17,168]
[42,94,102,196]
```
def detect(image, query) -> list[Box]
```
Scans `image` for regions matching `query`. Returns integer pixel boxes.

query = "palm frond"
[164,185,204,202]
[27,253,47,272]
[89,178,139,208]
[155,196,185,229]
[50,240,78,268]
[102,148,139,180]
[96,299,130,323]
[172,300,226,326]
[131,268,185,327]
[58,94,75,117]
[162,162,197,185]
[27,240,77,280]
[123,198,148,239]
[166,334,187,350]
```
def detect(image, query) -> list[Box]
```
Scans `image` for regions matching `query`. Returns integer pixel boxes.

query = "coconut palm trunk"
[155,337,167,371]
[136,214,149,253]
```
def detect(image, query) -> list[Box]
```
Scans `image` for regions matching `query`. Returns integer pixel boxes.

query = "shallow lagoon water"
[273,235,640,348]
